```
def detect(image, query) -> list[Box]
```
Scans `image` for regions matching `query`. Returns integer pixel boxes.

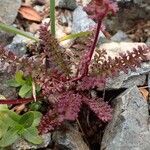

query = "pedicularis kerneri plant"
[0,0,150,135]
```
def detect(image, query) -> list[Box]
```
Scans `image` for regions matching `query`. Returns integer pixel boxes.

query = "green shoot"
[0,23,39,42]
[50,0,56,36]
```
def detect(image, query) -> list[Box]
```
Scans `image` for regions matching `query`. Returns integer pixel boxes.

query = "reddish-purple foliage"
[0,0,150,135]
[83,98,112,122]
[91,45,150,77]
[39,92,82,133]
[73,0,119,81]
[84,0,119,21]
[38,92,112,133]
[77,76,106,90]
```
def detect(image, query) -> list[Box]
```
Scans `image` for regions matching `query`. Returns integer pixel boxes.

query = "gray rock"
[0,0,21,44]
[0,0,21,24]
[0,72,16,99]
[56,0,77,10]
[53,125,89,150]
[111,30,132,42]
[6,34,33,56]
[72,6,95,33]
[0,32,14,45]
[105,62,150,89]
[57,10,72,27]
[11,133,51,150]
[146,37,150,46]
[106,74,146,89]
[101,86,150,150]
[72,6,105,43]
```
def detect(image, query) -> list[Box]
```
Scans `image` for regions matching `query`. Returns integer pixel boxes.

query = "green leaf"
[19,112,34,128]
[7,79,21,87]
[0,110,21,127]
[50,0,55,36]
[7,110,21,123]
[25,76,33,85]
[0,95,8,110]
[0,23,39,42]
[15,71,26,85]
[29,102,42,111]
[31,111,42,126]
[0,128,19,147]
[19,84,32,98]
[22,127,42,145]
[23,90,32,98]
[0,120,9,139]
[59,31,91,41]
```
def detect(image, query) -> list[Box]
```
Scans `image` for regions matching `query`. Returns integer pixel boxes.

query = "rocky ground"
[0,0,150,149]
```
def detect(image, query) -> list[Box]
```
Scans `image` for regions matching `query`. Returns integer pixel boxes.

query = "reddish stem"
[0,97,34,104]
[71,20,102,82]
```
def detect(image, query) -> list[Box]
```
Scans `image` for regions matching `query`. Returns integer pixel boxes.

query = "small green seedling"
[7,71,41,98]
[0,95,42,147]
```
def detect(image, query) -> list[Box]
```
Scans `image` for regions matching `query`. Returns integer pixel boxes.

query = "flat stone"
[72,6,105,42]
[52,125,89,150]
[72,6,95,33]
[0,0,21,44]
[111,30,132,42]
[101,86,150,150]
[6,34,34,57]
[0,0,21,24]
[106,74,147,89]
[0,72,16,99]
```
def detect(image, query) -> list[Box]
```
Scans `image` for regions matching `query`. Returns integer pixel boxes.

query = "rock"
[34,5,45,13]
[11,133,51,150]
[81,0,91,6]
[146,37,150,46]
[57,10,72,27]
[56,0,77,10]
[72,6,95,33]
[0,72,16,99]
[52,125,89,150]
[105,61,150,88]
[72,6,105,42]
[101,86,150,150]
[0,0,21,44]
[6,34,33,57]
[111,30,132,42]
[0,0,21,24]
[0,32,14,45]
[106,73,147,89]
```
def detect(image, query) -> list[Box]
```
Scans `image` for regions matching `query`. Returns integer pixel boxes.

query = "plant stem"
[0,98,34,104]
[50,0,56,36]
[71,20,102,82]
[71,7,110,82]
